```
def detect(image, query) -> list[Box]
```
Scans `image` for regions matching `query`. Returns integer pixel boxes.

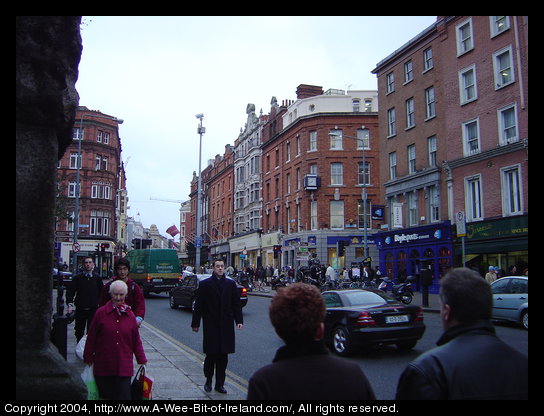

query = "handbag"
[81,364,100,400]
[131,365,153,400]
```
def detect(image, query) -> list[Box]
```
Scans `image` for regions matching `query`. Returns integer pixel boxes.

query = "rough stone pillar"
[16,16,86,399]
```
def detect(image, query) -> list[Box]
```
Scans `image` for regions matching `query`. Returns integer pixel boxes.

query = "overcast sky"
[76,16,437,241]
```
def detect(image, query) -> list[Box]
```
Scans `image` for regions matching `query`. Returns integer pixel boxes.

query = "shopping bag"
[75,334,87,360]
[130,365,144,400]
[81,365,100,400]
[131,365,153,400]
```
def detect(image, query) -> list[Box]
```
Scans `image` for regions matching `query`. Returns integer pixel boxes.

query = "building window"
[358,199,371,230]
[490,16,510,38]
[429,185,440,222]
[493,45,515,89]
[358,162,370,186]
[329,129,342,150]
[331,163,343,185]
[104,132,110,144]
[352,99,360,112]
[465,175,483,221]
[404,60,413,83]
[68,182,77,198]
[407,191,417,226]
[425,87,436,119]
[90,210,111,236]
[389,152,397,180]
[309,131,317,151]
[459,65,477,104]
[387,108,396,137]
[427,135,437,167]
[456,18,474,56]
[386,72,395,94]
[70,152,81,169]
[423,47,433,71]
[73,127,83,140]
[91,183,111,200]
[357,128,370,150]
[501,165,522,216]
[97,131,103,143]
[407,144,416,174]
[330,200,344,230]
[498,104,518,145]
[462,118,480,156]
[406,98,415,129]
[310,201,318,230]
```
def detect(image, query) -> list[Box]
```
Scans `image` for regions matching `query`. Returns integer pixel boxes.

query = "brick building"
[55,106,126,276]
[372,16,528,291]
[261,84,380,270]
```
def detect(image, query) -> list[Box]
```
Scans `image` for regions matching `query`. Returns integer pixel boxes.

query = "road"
[144,293,528,400]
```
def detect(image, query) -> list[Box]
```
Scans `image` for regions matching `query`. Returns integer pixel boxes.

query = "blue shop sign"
[376,221,451,248]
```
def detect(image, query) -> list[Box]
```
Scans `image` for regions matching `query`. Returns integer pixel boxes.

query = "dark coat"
[395,320,528,399]
[66,271,103,309]
[247,341,376,400]
[191,274,243,355]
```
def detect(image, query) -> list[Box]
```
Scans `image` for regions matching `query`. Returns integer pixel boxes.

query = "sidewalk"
[59,287,439,401]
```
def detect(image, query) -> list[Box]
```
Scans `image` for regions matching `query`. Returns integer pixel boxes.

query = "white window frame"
[425,87,436,119]
[465,174,483,221]
[490,16,510,38]
[459,64,478,105]
[309,131,317,152]
[387,108,396,138]
[389,152,397,180]
[456,18,474,56]
[493,45,515,90]
[407,144,416,174]
[406,98,415,129]
[330,163,343,185]
[386,72,395,94]
[329,129,343,150]
[330,200,344,230]
[498,103,519,145]
[462,118,480,156]
[501,164,523,216]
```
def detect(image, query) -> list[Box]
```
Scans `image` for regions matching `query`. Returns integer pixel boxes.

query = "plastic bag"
[81,364,99,400]
[131,365,153,400]
[75,334,87,360]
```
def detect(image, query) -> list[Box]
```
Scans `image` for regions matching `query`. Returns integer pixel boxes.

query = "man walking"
[66,257,103,342]
[191,259,243,394]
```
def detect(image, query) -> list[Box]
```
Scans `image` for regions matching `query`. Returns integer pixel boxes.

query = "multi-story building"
[55,106,125,276]
[372,16,528,292]
[261,84,380,271]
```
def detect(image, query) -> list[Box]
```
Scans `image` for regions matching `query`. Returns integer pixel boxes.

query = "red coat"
[84,300,147,377]
[98,278,146,320]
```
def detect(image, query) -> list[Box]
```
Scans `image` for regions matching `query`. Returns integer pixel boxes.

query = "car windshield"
[344,290,397,306]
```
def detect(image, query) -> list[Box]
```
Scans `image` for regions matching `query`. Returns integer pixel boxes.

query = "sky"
[76,16,437,241]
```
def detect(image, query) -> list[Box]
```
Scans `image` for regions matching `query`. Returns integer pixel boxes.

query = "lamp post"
[195,113,205,272]
[72,112,123,274]
[328,128,369,257]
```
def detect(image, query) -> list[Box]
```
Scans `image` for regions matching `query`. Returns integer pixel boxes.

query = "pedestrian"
[247,283,375,400]
[485,266,497,284]
[395,267,528,400]
[83,280,147,400]
[325,264,337,283]
[99,258,145,327]
[66,256,103,342]
[191,259,244,394]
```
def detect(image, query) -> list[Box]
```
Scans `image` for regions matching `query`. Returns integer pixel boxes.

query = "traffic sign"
[72,242,80,252]
[456,211,466,237]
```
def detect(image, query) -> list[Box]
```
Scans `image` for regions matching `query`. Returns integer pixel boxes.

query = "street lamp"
[195,113,205,272]
[328,128,369,258]
[72,112,123,274]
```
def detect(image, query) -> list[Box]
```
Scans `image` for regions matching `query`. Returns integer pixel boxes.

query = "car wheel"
[169,293,178,309]
[521,310,528,330]
[332,326,352,356]
[400,293,413,304]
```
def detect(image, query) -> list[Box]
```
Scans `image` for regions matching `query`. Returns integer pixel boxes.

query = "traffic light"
[95,244,100,253]
[132,238,141,249]
[100,243,109,253]
[273,245,282,258]
[337,240,350,257]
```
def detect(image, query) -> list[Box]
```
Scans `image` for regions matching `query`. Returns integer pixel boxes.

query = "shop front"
[376,221,453,294]
[455,215,528,277]
[228,231,261,269]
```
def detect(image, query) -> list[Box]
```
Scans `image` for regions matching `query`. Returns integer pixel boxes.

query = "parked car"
[322,289,425,356]
[490,276,528,330]
[52,268,73,289]
[169,274,248,310]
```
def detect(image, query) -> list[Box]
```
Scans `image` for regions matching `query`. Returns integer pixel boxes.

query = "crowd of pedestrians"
[65,255,527,400]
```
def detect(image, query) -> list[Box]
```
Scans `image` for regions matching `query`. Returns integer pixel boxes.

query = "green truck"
[124,249,181,296]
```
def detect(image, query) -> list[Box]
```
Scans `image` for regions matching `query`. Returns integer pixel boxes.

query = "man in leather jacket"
[396,267,527,400]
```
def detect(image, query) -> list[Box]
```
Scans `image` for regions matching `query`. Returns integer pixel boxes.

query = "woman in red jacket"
[84,279,147,400]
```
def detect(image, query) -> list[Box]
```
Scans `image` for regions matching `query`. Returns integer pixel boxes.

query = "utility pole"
[195,113,205,272]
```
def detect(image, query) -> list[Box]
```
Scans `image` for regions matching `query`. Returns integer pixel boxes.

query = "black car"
[322,289,425,356]
[169,274,248,310]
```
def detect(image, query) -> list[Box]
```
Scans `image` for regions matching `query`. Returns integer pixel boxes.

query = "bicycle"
[253,279,269,292]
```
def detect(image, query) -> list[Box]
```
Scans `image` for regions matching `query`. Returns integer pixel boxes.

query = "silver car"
[490,276,528,330]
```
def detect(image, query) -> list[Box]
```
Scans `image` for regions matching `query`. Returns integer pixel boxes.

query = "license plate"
[386,315,409,324]
[153,278,163,283]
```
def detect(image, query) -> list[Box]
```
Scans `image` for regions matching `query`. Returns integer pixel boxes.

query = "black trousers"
[74,306,97,342]
[204,353,228,387]
[95,375,131,400]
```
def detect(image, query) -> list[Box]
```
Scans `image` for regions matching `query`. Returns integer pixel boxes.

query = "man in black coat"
[247,283,375,400]
[191,259,243,394]
[396,267,528,399]
[66,256,103,342]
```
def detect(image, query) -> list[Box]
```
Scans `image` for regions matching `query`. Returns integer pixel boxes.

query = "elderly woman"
[84,280,147,400]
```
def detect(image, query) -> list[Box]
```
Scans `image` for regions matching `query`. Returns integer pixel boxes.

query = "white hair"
[109,279,128,295]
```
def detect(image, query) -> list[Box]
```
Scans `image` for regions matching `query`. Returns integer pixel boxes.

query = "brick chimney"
[296,84,324,99]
